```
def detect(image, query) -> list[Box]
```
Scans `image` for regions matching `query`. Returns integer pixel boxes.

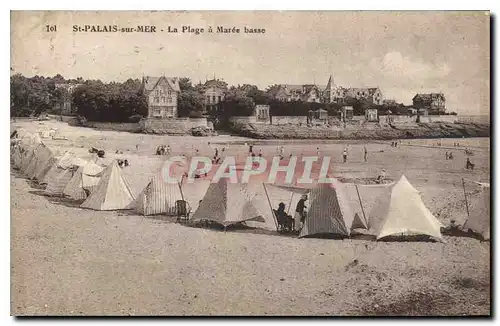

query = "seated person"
[274,202,293,231]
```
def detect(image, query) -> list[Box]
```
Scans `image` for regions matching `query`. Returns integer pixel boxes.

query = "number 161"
[46,25,57,32]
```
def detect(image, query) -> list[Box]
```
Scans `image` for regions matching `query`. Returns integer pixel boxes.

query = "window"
[218,96,221,103]
[168,90,172,96]
[167,96,172,103]
[166,107,174,117]
[155,90,159,96]
[207,96,210,103]
[153,108,161,117]
[212,96,216,103]
[161,96,165,103]
[154,97,159,103]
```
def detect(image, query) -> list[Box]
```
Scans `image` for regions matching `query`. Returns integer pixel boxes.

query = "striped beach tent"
[127,172,183,216]
[80,161,135,211]
[191,178,266,227]
[369,175,443,241]
[299,179,366,238]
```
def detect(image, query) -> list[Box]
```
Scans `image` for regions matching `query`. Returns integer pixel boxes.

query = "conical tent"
[33,149,57,181]
[463,183,490,240]
[369,175,443,241]
[63,166,87,200]
[25,145,53,179]
[45,168,76,196]
[81,160,105,194]
[191,178,266,227]
[127,172,183,216]
[80,161,135,210]
[299,179,364,238]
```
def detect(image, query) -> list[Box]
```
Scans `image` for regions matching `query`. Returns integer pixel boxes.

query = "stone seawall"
[140,118,208,135]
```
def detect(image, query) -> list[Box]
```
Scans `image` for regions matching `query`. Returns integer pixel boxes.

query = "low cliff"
[229,122,490,140]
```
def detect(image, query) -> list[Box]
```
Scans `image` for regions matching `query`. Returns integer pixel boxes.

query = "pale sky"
[11,11,490,114]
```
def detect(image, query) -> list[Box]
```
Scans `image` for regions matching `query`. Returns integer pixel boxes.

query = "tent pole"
[355,184,369,228]
[262,183,279,231]
[286,191,294,215]
[462,178,470,217]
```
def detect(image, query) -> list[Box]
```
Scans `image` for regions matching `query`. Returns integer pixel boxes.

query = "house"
[412,93,446,114]
[322,75,383,105]
[200,79,228,114]
[383,99,397,106]
[54,83,82,115]
[345,87,383,105]
[270,84,322,103]
[365,108,378,122]
[142,76,181,118]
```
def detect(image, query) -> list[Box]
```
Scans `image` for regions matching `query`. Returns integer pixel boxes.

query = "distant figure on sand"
[249,144,253,154]
[445,151,449,160]
[364,146,367,162]
[316,147,320,157]
[279,146,284,160]
[258,149,262,157]
[294,194,308,232]
[166,145,171,155]
[448,152,453,160]
[377,169,387,183]
[343,148,348,163]
[466,157,474,170]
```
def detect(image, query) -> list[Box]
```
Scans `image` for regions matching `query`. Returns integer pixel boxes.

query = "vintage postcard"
[10,11,490,316]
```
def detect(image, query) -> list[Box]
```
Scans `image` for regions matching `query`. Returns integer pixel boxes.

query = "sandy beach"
[10,119,491,316]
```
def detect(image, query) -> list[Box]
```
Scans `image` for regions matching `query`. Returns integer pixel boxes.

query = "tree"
[178,90,205,117]
[221,88,255,117]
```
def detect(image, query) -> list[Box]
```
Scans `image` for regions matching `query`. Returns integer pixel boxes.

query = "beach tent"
[24,144,53,179]
[80,161,135,210]
[45,167,77,196]
[250,183,308,230]
[33,149,58,181]
[126,170,183,216]
[63,159,105,200]
[299,179,367,238]
[41,152,87,185]
[40,152,75,184]
[463,183,490,240]
[368,175,443,241]
[191,178,266,227]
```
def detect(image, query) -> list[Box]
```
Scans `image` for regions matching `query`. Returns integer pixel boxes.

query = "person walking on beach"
[364,146,367,162]
[258,148,262,157]
[166,145,171,156]
[343,147,348,163]
[279,146,284,160]
[316,147,320,157]
[445,151,449,160]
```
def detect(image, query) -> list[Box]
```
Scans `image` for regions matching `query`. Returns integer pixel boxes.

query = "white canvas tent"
[368,175,443,241]
[63,159,105,200]
[191,178,266,227]
[463,183,490,240]
[299,179,368,238]
[127,171,184,216]
[80,161,135,210]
